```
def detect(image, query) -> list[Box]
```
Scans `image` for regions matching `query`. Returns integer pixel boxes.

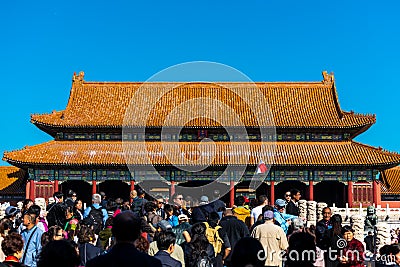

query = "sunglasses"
[285,194,291,197]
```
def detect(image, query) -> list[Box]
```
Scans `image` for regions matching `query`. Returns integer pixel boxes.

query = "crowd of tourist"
[0,188,399,267]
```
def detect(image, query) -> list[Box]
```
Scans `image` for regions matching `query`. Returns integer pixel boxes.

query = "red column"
[92,181,97,195]
[230,181,235,208]
[309,181,314,201]
[170,181,175,199]
[373,181,381,206]
[130,180,135,192]
[29,180,36,200]
[348,181,353,208]
[26,181,30,199]
[270,181,275,205]
[54,180,59,193]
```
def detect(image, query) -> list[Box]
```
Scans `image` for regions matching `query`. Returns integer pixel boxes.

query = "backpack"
[195,251,213,267]
[83,206,104,234]
[204,222,223,256]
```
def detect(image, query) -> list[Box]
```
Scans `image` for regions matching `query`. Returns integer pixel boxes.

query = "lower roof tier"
[3,140,400,168]
[380,166,400,195]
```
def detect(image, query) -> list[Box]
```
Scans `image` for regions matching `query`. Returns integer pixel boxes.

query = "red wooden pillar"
[270,181,275,205]
[29,180,36,200]
[92,181,97,195]
[229,181,235,208]
[309,181,314,201]
[348,181,353,208]
[130,180,135,192]
[373,181,381,206]
[26,181,30,199]
[170,181,175,199]
[54,180,59,193]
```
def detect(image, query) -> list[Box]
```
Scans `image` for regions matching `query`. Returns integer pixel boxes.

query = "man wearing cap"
[273,199,297,235]
[251,210,288,267]
[172,214,191,245]
[191,195,216,224]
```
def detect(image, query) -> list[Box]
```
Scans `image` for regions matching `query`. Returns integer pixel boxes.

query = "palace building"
[2,71,400,207]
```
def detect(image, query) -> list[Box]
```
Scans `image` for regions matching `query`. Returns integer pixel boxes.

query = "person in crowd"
[0,232,26,267]
[143,201,163,239]
[20,200,33,218]
[211,190,226,219]
[155,195,166,219]
[24,206,45,233]
[135,235,150,253]
[250,195,268,227]
[165,204,179,227]
[339,226,364,267]
[376,244,400,266]
[0,218,14,261]
[130,189,147,216]
[73,199,84,222]
[20,207,43,267]
[249,205,274,232]
[15,200,33,230]
[154,231,182,267]
[286,231,317,267]
[325,214,343,267]
[232,196,250,227]
[83,194,108,235]
[273,199,297,235]
[219,209,249,267]
[98,217,113,250]
[251,210,288,267]
[171,193,189,217]
[64,190,77,208]
[172,214,191,245]
[181,222,215,267]
[77,225,103,266]
[364,231,374,252]
[46,192,67,228]
[4,207,20,233]
[40,225,64,246]
[112,198,124,217]
[284,191,291,205]
[285,189,301,216]
[37,240,80,267]
[230,237,265,267]
[148,220,184,266]
[99,192,108,208]
[190,196,216,224]
[105,199,117,218]
[204,212,231,267]
[64,206,80,241]
[316,207,332,250]
[86,211,162,267]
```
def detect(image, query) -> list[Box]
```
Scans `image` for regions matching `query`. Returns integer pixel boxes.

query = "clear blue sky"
[1,1,399,166]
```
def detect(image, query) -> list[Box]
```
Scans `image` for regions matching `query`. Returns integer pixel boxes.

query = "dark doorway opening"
[98,181,130,202]
[315,181,346,207]
[60,181,91,206]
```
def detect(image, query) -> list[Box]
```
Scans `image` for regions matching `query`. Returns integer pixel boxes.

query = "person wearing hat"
[232,196,251,228]
[191,195,217,224]
[273,199,297,235]
[251,210,288,267]
[172,214,191,245]
[4,206,20,233]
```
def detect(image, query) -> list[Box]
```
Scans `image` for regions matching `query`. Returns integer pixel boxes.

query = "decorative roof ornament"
[72,71,85,83]
[322,71,334,84]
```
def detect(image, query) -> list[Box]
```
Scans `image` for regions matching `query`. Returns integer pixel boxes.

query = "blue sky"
[0,1,399,166]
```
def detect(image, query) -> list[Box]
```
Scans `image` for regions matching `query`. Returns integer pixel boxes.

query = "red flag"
[256,161,267,174]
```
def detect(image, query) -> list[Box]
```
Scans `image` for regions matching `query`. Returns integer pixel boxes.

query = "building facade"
[3,71,399,207]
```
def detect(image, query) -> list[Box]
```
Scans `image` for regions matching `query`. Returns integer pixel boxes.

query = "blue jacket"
[154,250,182,267]
[21,225,43,267]
[273,208,297,234]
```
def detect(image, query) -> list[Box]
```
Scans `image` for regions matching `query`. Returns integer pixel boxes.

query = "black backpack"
[130,198,144,216]
[195,251,213,267]
[84,206,104,234]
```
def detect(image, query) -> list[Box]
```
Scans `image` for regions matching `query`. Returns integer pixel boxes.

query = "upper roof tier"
[31,71,375,135]
[4,140,399,168]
